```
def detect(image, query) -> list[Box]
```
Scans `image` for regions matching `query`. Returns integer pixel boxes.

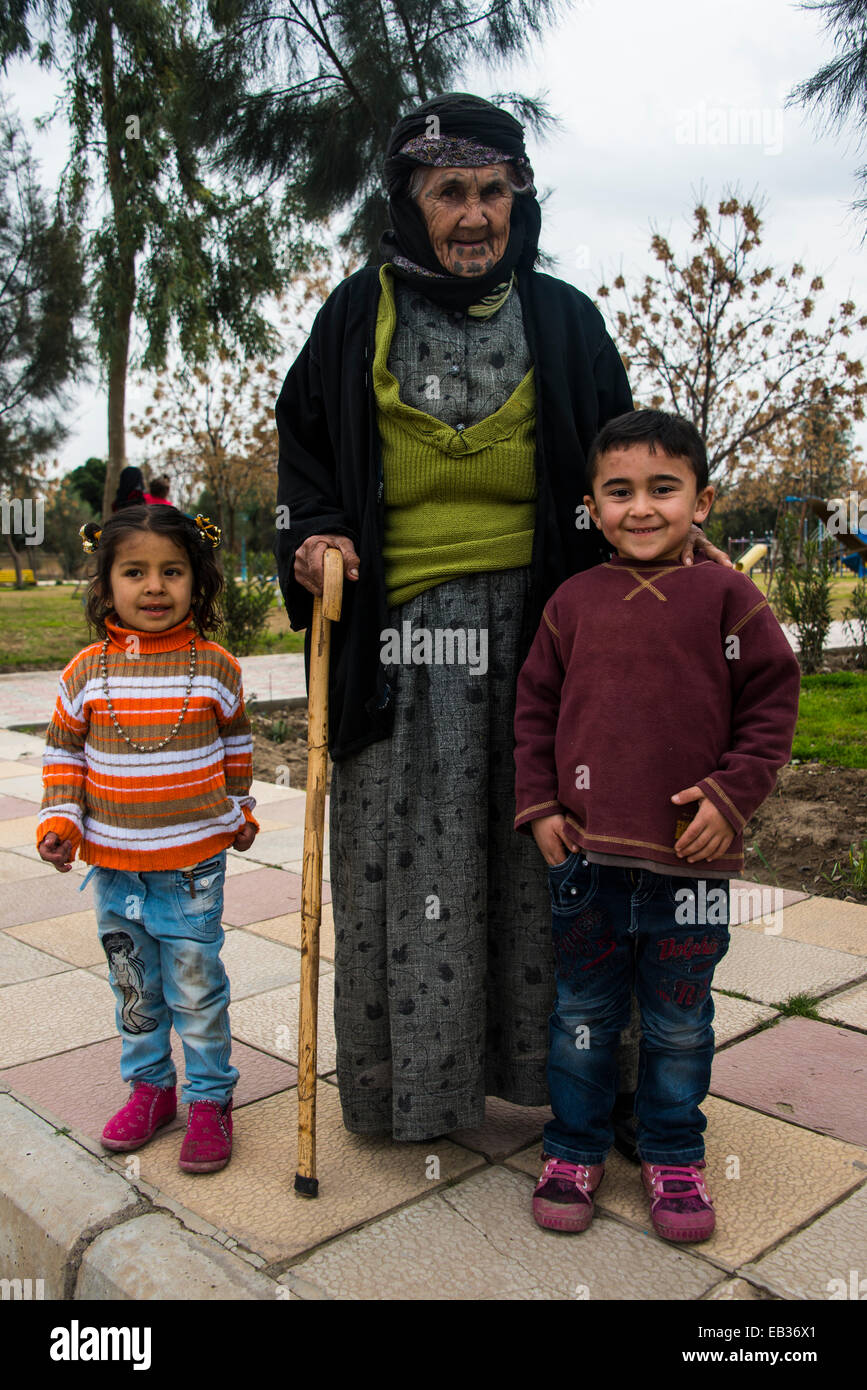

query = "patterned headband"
[79,523,101,553]
[397,135,536,194]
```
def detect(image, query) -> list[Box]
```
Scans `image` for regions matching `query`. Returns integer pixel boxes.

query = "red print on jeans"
[554,910,616,980]
[657,935,719,962]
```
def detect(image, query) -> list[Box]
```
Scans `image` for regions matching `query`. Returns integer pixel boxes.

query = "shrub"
[773,514,833,674]
[221,550,276,656]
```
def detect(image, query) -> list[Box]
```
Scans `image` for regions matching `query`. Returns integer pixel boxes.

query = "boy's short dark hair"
[148,475,170,498]
[586,409,709,491]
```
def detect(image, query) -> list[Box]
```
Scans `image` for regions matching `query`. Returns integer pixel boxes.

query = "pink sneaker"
[179,1099,233,1172]
[641,1160,715,1242]
[101,1082,177,1152]
[532,1153,605,1232]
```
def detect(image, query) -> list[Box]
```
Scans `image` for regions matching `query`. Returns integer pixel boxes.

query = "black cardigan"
[274,264,633,761]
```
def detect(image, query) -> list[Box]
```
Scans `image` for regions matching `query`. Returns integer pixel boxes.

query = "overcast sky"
[4,0,866,474]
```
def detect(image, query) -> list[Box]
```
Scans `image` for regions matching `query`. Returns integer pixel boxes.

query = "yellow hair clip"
[194,515,222,548]
[79,523,101,553]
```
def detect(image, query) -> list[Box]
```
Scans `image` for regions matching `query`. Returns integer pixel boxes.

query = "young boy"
[513,409,801,1243]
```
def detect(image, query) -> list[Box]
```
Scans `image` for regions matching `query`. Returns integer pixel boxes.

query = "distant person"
[514,410,801,1243]
[111,466,145,512]
[145,475,172,506]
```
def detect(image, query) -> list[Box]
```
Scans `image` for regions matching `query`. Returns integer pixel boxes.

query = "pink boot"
[532,1153,605,1232]
[101,1082,177,1151]
[179,1099,233,1172]
[641,1160,715,1242]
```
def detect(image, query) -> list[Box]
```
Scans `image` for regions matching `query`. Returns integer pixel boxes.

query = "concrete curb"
[0,1091,296,1301]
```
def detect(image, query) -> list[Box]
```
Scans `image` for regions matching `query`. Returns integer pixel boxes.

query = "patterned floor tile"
[254,801,309,829]
[7,909,102,967]
[220,929,303,999]
[222,867,306,925]
[739,895,867,957]
[744,1181,867,1300]
[0,1033,297,1144]
[710,1016,867,1145]
[0,773,44,801]
[448,1096,552,1161]
[713,926,865,1005]
[131,1083,484,1262]
[241,828,307,867]
[0,931,72,985]
[712,992,778,1046]
[702,1277,778,1300]
[289,1166,718,1300]
[0,759,39,778]
[507,1095,867,1268]
[230,973,336,1071]
[0,813,41,848]
[0,870,95,930]
[729,881,809,924]
[242,904,335,963]
[0,793,40,820]
[246,781,306,807]
[0,969,116,1065]
[224,854,263,877]
[818,983,867,1031]
[0,848,55,882]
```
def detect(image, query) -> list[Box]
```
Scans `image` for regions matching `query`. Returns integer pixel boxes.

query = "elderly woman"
[275,93,725,1145]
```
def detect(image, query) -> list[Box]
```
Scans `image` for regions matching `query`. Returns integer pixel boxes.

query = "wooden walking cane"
[295,546,343,1197]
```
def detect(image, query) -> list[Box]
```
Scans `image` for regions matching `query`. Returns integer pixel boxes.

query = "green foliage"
[842,578,867,664]
[770,993,821,1020]
[220,549,276,656]
[184,0,564,263]
[773,513,833,673]
[40,476,89,577]
[822,841,867,892]
[0,98,88,483]
[67,457,106,515]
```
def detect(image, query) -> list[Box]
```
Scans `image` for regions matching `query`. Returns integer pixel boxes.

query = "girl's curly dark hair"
[81,506,223,638]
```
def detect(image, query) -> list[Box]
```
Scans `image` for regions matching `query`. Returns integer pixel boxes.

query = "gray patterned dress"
[328,277,639,1140]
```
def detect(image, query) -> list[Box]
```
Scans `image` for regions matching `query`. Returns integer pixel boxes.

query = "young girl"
[37,505,259,1172]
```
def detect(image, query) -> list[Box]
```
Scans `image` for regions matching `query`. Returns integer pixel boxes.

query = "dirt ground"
[251,708,867,905]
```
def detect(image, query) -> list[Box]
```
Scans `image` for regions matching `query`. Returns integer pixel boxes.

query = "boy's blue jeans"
[84,850,238,1107]
[543,853,730,1166]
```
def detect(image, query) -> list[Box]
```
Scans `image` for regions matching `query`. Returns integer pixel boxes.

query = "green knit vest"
[374,264,537,608]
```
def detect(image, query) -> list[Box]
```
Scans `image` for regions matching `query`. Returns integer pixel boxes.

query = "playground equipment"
[734,543,768,575]
[784,495,867,578]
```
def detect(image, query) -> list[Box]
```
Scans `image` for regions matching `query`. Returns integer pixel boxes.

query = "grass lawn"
[792,672,867,767]
[0,584,304,672]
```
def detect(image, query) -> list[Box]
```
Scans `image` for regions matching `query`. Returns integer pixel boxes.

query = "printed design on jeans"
[655,975,712,1008]
[657,935,720,962]
[101,931,157,1034]
[552,908,616,987]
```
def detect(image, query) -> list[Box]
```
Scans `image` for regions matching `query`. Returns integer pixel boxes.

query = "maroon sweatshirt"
[513,555,801,877]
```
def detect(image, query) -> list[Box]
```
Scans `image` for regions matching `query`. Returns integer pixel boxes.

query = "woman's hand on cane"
[294,535,360,596]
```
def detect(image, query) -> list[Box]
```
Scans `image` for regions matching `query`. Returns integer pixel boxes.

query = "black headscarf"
[112,465,145,512]
[379,92,543,311]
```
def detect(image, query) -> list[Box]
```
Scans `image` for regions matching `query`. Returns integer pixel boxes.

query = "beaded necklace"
[99,634,197,753]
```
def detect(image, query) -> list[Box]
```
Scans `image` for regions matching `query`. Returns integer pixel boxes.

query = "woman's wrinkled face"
[414,163,514,276]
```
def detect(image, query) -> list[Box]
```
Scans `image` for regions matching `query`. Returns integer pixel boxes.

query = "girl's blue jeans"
[543,853,730,1167]
[84,850,238,1106]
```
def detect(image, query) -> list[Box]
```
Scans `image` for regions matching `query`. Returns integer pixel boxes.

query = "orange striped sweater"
[38,615,259,870]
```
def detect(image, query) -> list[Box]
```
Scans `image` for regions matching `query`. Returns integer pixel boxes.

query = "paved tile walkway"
[1,724,866,1300]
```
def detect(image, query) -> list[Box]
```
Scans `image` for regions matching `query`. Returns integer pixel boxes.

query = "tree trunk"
[6,534,23,589]
[97,5,136,519]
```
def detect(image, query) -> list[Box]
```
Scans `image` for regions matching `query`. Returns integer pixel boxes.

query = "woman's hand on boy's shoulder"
[232,822,258,852]
[38,832,74,872]
[680,526,733,568]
